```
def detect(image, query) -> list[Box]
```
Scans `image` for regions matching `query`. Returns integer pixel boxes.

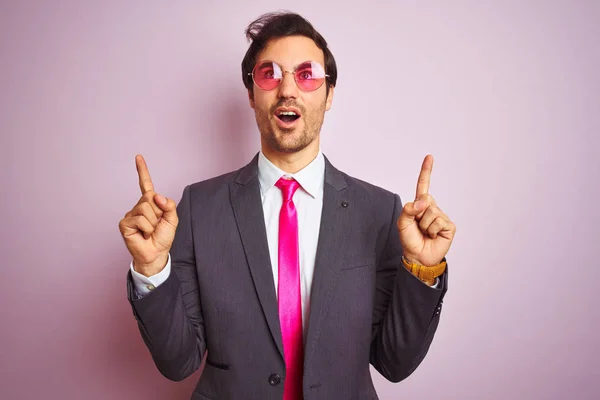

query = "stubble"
[255,100,326,154]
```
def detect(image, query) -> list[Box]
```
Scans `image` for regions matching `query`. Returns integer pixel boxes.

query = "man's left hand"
[397,155,456,267]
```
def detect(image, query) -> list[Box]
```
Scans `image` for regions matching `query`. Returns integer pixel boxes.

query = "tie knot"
[275,177,300,201]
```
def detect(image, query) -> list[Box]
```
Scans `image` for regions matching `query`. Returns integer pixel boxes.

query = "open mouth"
[275,109,301,124]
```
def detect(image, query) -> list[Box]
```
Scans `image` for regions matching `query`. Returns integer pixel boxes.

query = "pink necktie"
[275,177,303,400]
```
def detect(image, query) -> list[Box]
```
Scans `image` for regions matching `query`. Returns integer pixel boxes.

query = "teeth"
[279,111,297,116]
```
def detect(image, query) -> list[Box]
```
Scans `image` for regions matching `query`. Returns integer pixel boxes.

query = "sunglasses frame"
[248,60,330,92]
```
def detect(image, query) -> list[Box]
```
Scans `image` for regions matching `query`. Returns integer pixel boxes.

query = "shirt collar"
[258,150,325,198]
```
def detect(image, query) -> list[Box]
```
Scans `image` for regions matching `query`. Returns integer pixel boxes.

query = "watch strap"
[402,256,447,281]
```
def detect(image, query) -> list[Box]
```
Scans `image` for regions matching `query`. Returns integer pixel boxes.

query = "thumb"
[397,199,426,229]
[154,194,178,225]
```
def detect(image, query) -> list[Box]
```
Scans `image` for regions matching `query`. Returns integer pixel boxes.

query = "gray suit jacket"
[127,154,448,400]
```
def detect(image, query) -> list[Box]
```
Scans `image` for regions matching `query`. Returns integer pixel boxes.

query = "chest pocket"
[340,254,376,271]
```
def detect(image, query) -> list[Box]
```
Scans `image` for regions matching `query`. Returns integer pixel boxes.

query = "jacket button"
[268,373,281,386]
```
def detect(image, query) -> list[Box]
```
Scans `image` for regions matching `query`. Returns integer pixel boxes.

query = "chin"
[273,139,309,154]
[280,144,309,154]
[269,133,312,153]
[260,120,317,154]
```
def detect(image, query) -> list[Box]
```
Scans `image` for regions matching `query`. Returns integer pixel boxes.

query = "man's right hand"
[119,154,179,277]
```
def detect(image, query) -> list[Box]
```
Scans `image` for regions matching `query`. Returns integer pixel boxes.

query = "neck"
[261,140,320,174]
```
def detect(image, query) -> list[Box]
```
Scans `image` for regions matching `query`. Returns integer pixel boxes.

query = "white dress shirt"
[130,151,438,337]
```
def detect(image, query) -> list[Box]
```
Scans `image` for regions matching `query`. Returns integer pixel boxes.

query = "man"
[119,12,456,400]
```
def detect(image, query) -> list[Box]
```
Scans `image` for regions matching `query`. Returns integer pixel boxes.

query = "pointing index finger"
[415,154,434,199]
[136,154,155,194]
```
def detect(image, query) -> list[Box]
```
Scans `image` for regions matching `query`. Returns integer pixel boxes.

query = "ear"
[248,89,255,109]
[325,85,334,111]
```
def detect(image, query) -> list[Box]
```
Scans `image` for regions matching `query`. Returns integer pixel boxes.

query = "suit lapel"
[230,154,284,359]
[304,156,350,370]
[229,154,351,365]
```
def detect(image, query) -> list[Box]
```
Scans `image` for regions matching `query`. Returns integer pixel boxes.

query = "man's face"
[248,35,334,154]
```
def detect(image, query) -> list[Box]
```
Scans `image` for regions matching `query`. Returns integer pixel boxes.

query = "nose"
[277,70,299,99]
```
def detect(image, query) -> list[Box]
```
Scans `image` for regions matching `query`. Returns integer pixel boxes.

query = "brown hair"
[241,12,338,96]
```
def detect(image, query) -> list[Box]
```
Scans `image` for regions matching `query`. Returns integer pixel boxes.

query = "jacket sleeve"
[369,193,448,382]
[126,184,206,381]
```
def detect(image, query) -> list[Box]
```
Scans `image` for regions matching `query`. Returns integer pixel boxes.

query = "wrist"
[403,254,442,267]
[403,255,421,265]
[401,255,446,283]
[134,253,169,277]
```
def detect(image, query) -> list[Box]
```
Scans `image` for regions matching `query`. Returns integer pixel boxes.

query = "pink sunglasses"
[248,60,329,92]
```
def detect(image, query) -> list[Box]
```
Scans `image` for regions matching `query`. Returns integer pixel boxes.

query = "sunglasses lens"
[251,61,327,91]
[252,61,282,90]
[294,61,327,91]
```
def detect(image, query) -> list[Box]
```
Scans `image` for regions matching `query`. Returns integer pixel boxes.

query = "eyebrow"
[256,60,316,70]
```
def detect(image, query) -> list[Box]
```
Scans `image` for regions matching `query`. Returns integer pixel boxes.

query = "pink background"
[2,1,599,399]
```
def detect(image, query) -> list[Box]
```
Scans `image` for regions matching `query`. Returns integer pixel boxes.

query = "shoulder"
[179,162,249,204]
[332,169,403,233]
[345,172,400,217]
[344,172,396,200]
[187,169,239,193]
[185,154,259,195]
[328,156,399,208]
